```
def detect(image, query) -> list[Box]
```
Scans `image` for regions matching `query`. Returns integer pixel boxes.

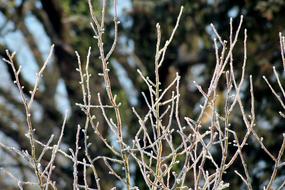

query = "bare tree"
[0,0,285,189]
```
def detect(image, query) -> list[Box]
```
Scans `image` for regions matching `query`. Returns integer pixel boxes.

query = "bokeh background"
[0,0,285,189]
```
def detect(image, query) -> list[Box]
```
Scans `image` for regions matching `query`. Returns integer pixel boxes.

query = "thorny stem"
[153,6,184,189]
[76,48,101,189]
[88,0,131,189]
[3,46,54,189]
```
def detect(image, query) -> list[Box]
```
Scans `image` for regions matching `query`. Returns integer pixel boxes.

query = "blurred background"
[0,0,285,189]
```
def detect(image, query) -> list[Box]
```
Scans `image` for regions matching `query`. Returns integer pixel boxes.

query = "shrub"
[0,0,285,189]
